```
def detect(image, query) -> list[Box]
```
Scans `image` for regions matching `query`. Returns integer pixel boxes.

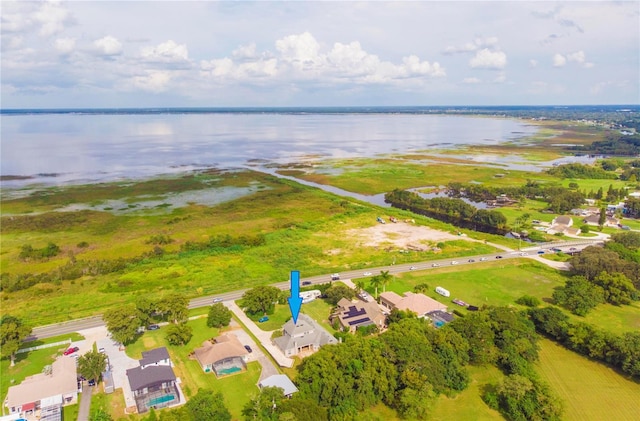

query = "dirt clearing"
[347,221,461,250]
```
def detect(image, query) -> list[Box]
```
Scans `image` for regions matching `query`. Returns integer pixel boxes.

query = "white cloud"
[529,59,538,68]
[553,53,567,67]
[93,36,122,56]
[462,77,480,84]
[443,36,499,55]
[201,32,445,85]
[34,1,73,37]
[130,71,171,93]
[469,49,507,70]
[140,40,189,63]
[553,51,593,68]
[54,37,75,54]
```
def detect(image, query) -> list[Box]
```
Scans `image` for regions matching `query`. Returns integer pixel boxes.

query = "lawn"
[1,332,86,404]
[370,260,568,309]
[536,338,640,421]
[123,317,261,420]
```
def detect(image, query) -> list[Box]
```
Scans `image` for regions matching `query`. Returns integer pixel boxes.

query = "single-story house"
[330,298,385,333]
[583,214,619,227]
[379,291,447,318]
[273,314,338,357]
[4,356,78,419]
[193,333,248,377]
[547,215,579,235]
[126,348,179,414]
[258,374,298,398]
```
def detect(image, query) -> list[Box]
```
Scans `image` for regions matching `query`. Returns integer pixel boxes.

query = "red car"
[64,346,79,356]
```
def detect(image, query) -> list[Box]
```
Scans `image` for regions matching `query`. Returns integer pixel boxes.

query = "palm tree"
[370,275,382,298]
[355,279,366,294]
[379,270,393,293]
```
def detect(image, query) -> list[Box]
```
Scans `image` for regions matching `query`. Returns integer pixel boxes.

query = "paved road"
[77,384,92,421]
[28,238,602,340]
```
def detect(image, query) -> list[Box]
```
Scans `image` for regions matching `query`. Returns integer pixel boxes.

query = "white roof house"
[259,374,298,397]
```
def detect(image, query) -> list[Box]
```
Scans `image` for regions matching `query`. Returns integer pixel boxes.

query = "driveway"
[77,384,92,421]
[224,319,279,382]
[225,301,294,368]
[96,336,139,411]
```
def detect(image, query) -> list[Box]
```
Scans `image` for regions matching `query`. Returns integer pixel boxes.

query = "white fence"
[17,339,72,354]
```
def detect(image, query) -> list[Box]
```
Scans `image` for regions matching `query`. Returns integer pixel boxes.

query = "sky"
[1,0,639,108]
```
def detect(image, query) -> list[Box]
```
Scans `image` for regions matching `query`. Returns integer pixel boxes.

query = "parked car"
[64,346,79,356]
[244,345,253,353]
[147,324,160,330]
[452,298,468,307]
[88,379,96,386]
[258,316,269,323]
[98,347,105,353]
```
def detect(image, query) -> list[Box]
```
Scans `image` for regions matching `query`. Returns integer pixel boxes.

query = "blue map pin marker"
[287,270,302,325]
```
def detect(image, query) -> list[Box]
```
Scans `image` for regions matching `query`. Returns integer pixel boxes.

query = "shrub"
[515,295,541,307]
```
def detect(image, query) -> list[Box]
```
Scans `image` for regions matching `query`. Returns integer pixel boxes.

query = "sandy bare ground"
[347,221,460,250]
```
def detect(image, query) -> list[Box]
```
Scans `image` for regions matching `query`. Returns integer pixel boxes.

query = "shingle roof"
[193,333,248,366]
[381,291,447,316]
[139,347,170,367]
[126,365,176,391]
[6,357,77,408]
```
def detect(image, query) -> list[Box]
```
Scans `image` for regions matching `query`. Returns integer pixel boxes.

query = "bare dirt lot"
[347,222,461,250]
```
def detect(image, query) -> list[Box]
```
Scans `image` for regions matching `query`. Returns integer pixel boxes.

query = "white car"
[409,266,417,270]
[451,261,459,265]
[432,263,440,267]
[363,272,372,276]
[479,257,487,261]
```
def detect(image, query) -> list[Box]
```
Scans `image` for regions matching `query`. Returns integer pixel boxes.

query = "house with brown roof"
[4,356,78,419]
[548,215,580,235]
[193,333,248,377]
[330,298,386,333]
[379,291,447,318]
[125,347,179,414]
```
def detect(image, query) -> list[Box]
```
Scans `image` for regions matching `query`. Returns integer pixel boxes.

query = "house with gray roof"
[258,374,298,398]
[125,347,179,414]
[273,314,337,357]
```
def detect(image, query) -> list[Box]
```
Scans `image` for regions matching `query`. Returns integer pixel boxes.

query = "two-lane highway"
[29,238,603,340]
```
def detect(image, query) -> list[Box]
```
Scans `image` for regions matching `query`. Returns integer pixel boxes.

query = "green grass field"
[536,338,640,421]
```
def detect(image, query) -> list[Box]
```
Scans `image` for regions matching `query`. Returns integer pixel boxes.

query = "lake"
[1,109,538,188]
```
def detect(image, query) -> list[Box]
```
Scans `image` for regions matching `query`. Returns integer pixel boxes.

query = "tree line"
[384,189,508,234]
[260,306,562,421]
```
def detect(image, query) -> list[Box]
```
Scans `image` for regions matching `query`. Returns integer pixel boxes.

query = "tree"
[207,303,232,328]
[385,309,417,325]
[103,305,140,344]
[488,374,563,421]
[242,386,285,421]
[593,271,637,305]
[552,276,605,316]
[165,323,193,346]
[136,296,157,328]
[78,350,108,384]
[0,315,32,366]
[158,293,189,324]
[185,389,231,421]
[413,283,429,293]
[324,283,355,305]
[379,270,393,293]
[598,207,607,229]
[355,279,366,293]
[241,286,284,315]
[370,275,383,298]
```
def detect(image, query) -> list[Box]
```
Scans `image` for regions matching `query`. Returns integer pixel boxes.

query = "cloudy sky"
[1,1,638,108]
